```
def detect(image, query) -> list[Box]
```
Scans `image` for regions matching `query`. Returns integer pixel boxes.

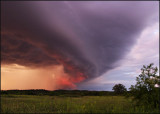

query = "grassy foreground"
[1,95,159,113]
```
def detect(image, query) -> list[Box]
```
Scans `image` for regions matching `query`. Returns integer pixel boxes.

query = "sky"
[1,1,159,91]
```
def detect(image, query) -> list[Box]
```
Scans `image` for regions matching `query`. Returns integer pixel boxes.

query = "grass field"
[1,95,159,113]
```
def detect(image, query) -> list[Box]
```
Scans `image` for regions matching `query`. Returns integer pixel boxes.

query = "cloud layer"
[1,1,159,89]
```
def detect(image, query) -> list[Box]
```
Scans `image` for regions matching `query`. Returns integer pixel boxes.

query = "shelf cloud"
[1,1,159,89]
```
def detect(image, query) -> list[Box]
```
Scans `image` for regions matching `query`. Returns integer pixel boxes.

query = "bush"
[129,63,160,109]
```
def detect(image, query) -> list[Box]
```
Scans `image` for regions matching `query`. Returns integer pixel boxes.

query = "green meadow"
[1,94,159,113]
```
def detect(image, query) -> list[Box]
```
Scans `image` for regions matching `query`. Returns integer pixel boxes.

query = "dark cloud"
[1,33,59,66]
[1,1,159,83]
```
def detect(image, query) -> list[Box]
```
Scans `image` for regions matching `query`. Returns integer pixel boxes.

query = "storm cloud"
[1,1,159,88]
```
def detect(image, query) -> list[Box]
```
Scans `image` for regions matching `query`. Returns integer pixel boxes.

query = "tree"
[112,83,127,94]
[129,63,160,108]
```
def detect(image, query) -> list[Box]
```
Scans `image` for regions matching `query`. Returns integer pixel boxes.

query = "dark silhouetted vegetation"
[1,89,116,97]
[112,83,127,94]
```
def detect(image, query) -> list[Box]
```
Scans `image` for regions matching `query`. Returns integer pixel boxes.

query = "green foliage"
[112,84,127,94]
[1,95,159,113]
[129,63,160,109]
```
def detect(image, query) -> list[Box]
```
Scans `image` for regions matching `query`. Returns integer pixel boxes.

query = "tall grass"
[1,95,159,113]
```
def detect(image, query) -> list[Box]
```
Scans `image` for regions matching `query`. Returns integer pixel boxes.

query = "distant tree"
[112,84,127,94]
[129,63,160,108]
